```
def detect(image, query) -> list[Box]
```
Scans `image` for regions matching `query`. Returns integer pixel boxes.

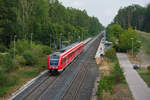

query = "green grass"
[18,70,38,78]
[0,75,20,97]
[137,68,150,87]
[0,87,10,97]
[137,31,150,87]
[138,31,150,55]
[0,67,39,98]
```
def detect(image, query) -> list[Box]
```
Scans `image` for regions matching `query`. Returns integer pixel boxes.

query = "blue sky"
[59,0,150,26]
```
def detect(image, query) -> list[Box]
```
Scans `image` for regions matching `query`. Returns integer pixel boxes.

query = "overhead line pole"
[14,35,16,59]
[31,33,33,48]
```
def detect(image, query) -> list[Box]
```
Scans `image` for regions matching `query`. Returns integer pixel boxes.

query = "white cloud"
[59,0,83,8]
[71,1,83,7]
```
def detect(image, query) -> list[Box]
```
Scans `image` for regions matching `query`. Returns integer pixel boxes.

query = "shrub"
[0,44,7,53]
[23,50,38,66]
[119,28,141,52]
[105,48,116,60]
[0,72,19,97]
[106,24,123,46]
[40,57,47,69]
[0,71,9,86]
[0,87,7,97]
[147,65,150,73]
[42,46,53,55]
[16,56,26,65]
[0,54,19,73]
[9,39,30,56]
[111,61,125,83]
[32,45,53,57]
[7,75,19,87]
[97,76,114,96]
[32,44,43,57]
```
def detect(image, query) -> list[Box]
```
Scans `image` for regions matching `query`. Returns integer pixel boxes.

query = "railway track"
[18,36,96,100]
[21,52,84,100]
[60,35,101,100]
[60,61,89,100]
[13,33,103,100]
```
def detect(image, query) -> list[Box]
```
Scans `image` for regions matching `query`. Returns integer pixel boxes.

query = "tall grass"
[139,33,150,55]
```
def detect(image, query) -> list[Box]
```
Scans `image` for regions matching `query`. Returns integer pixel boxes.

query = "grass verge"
[129,31,150,87]
[137,30,150,55]
[0,56,47,99]
[137,68,150,87]
[96,48,133,100]
[0,66,42,99]
[0,40,52,99]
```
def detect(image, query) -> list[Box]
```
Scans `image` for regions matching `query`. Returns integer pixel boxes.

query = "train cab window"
[51,55,59,59]
[50,55,59,66]
[50,59,59,66]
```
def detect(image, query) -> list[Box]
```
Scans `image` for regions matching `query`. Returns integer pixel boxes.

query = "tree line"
[0,0,104,50]
[0,0,104,97]
[113,3,150,33]
[106,24,141,53]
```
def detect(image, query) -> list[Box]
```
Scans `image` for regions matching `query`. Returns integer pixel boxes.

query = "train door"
[67,55,69,64]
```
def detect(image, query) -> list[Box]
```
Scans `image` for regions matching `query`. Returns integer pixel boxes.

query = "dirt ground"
[96,57,111,76]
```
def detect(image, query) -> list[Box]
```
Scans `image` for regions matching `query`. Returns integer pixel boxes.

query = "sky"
[59,0,150,27]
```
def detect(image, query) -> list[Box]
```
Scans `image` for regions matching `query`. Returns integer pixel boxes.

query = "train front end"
[48,54,60,73]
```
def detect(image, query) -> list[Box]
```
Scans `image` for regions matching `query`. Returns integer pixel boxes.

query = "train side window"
[61,59,64,64]
[64,58,66,62]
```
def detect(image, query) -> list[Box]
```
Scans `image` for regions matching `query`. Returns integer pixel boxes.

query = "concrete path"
[117,53,150,100]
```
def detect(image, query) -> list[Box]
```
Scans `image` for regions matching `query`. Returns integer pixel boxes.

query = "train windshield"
[50,59,59,66]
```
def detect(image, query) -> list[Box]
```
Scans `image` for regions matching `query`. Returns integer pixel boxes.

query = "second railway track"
[60,34,101,100]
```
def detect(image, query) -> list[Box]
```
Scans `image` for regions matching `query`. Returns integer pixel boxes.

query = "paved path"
[117,53,150,100]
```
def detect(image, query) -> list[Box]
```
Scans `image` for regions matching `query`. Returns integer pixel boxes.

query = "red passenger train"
[48,42,84,73]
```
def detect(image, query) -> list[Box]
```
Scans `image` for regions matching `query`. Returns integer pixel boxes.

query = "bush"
[111,61,125,83]
[32,45,53,57]
[119,28,141,52]
[40,57,47,69]
[9,39,30,56]
[106,24,123,43]
[97,76,114,96]
[147,66,150,73]
[0,54,19,73]
[16,56,26,65]
[0,71,18,87]
[0,72,19,97]
[42,46,53,55]
[32,44,43,57]
[0,44,7,53]
[23,50,38,66]
[105,48,116,60]
[0,72,9,86]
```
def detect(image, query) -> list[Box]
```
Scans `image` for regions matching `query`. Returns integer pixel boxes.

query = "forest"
[113,3,150,32]
[0,0,104,97]
[0,0,104,51]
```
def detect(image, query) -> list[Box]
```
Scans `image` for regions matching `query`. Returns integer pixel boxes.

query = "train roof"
[50,42,80,57]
